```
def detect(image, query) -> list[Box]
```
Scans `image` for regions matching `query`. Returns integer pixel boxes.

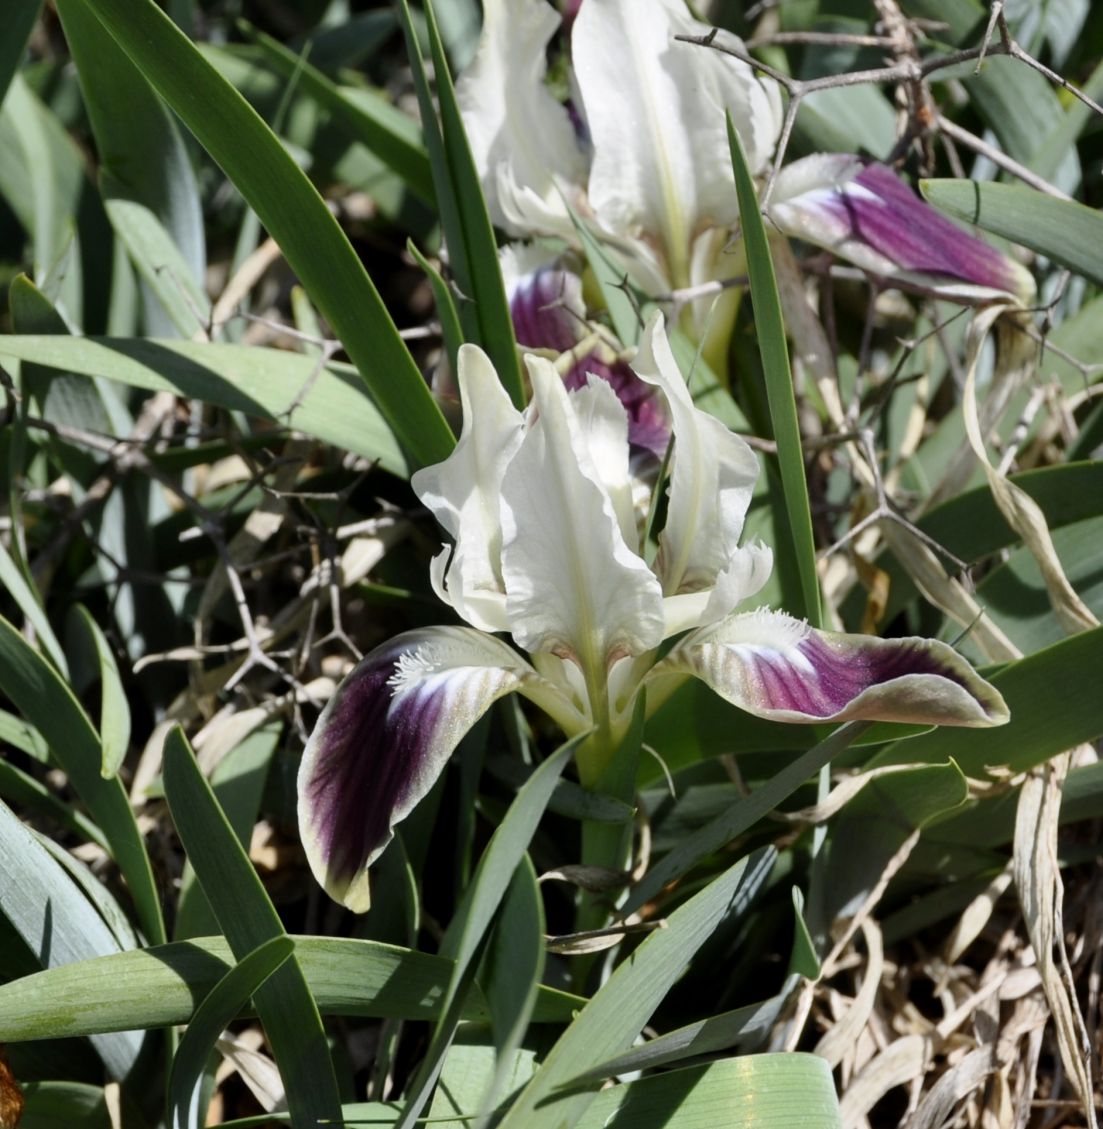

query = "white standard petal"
[457,0,587,237]
[632,313,761,622]
[411,345,522,633]
[500,355,665,679]
[573,0,782,285]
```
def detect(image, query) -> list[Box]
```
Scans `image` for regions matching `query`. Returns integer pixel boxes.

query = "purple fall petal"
[564,355,670,458]
[297,628,533,911]
[509,266,584,354]
[771,154,1033,302]
[505,259,671,456]
[655,610,1009,727]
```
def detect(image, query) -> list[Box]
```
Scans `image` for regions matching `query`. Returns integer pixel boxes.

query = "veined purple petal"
[297,627,542,911]
[771,154,1034,303]
[501,248,671,456]
[508,264,586,354]
[564,354,670,458]
[650,609,1009,727]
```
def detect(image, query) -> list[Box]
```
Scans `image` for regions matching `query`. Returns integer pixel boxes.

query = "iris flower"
[298,314,1008,911]
[458,0,782,297]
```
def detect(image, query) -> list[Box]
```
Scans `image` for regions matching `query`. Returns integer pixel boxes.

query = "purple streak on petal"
[564,355,671,458]
[509,268,583,353]
[300,640,439,893]
[834,163,1022,294]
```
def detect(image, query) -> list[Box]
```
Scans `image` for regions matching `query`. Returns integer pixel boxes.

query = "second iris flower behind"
[298,314,1008,912]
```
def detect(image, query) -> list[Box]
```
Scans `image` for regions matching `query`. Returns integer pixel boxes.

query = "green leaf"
[920,178,1103,288]
[257,1054,840,1129]
[0,936,585,1039]
[476,858,545,1124]
[167,936,295,1129]
[809,760,968,937]
[625,722,871,915]
[75,0,453,467]
[871,627,1103,776]
[174,724,279,941]
[0,539,68,680]
[56,0,205,335]
[242,21,434,204]
[0,614,164,945]
[394,737,578,1129]
[408,239,465,373]
[162,726,342,1129]
[976,515,1103,654]
[728,116,820,627]
[0,336,407,475]
[0,798,141,1077]
[397,0,524,407]
[20,1082,112,1129]
[0,1,42,111]
[581,1055,841,1128]
[68,606,130,779]
[496,848,775,1129]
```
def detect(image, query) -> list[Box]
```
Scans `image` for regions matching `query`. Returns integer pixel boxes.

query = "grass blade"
[0,798,141,1077]
[167,936,295,1129]
[497,848,775,1129]
[0,936,585,1039]
[69,606,130,780]
[0,614,164,945]
[728,114,821,627]
[162,726,342,1128]
[397,0,525,407]
[75,0,453,468]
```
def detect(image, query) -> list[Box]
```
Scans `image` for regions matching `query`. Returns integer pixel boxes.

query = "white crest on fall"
[388,646,444,694]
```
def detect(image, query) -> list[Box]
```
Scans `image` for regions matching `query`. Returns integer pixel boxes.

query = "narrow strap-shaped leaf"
[242,21,434,205]
[167,936,295,1129]
[0,0,42,108]
[408,239,465,373]
[397,0,525,408]
[56,0,206,336]
[393,737,579,1129]
[921,178,1103,289]
[0,614,164,945]
[475,857,544,1128]
[0,935,584,1040]
[68,606,130,780]
[728,114,821,627]
[75,0,454,468]
[0,797,141,1078]
[497,848,777,1129]
[162,726,342,1129]
[624,721,871,915]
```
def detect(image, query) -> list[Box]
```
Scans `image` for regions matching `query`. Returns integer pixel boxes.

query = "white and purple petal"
[650,608,1009,727]
[770,154,1034,304]
[298,627,576,912]
[501,245,588,355]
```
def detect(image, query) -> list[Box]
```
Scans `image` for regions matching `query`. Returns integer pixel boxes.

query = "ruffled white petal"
[574,0,782,285]
[412,345,522,632]
[500,356,665,677]
[457,0,586,237]
[631,313,760,620]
